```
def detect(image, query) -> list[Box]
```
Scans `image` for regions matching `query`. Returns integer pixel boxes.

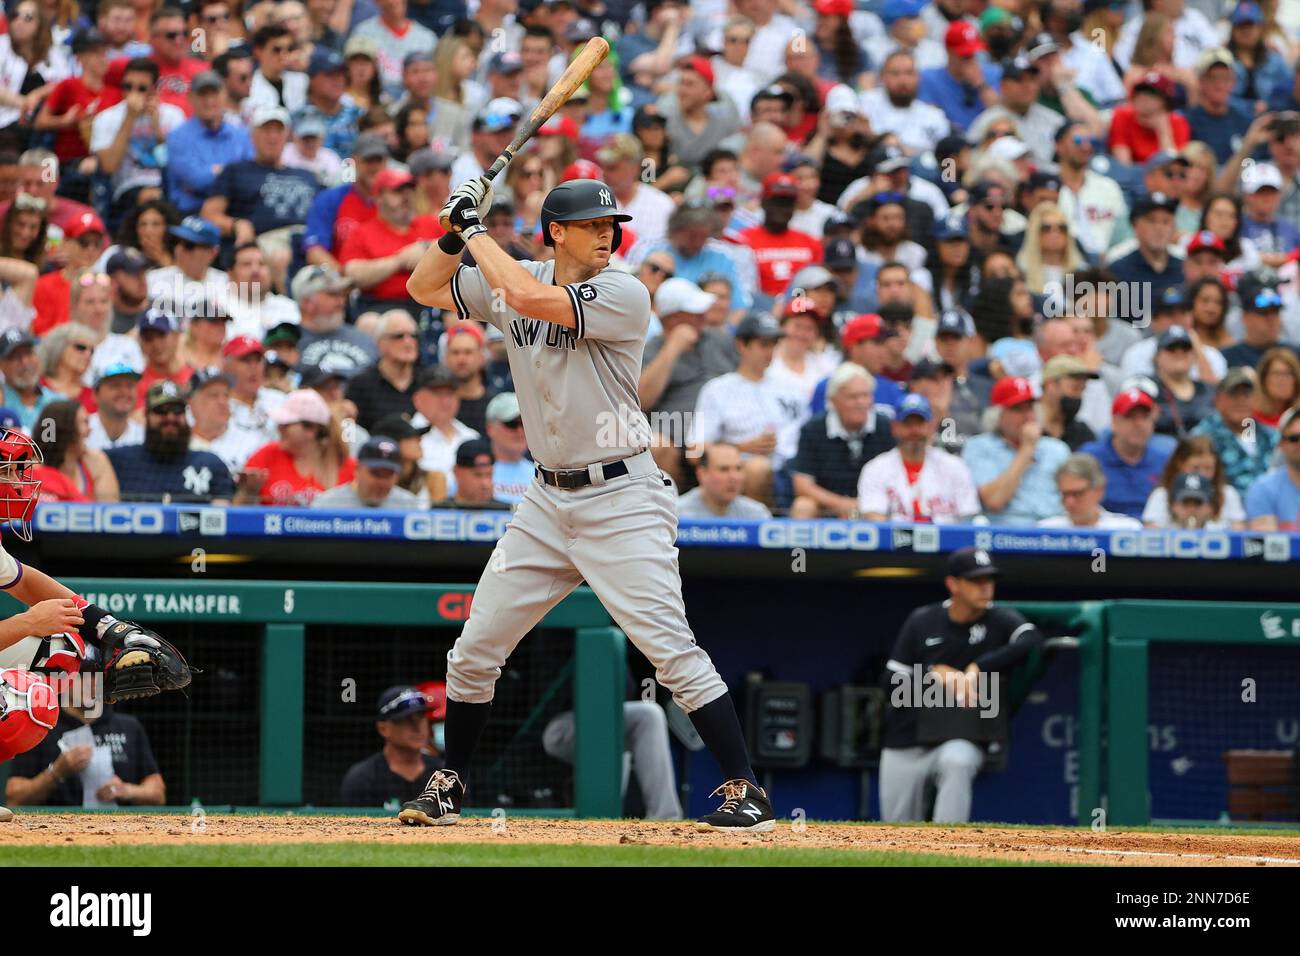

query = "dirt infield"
[2,814,1299,865]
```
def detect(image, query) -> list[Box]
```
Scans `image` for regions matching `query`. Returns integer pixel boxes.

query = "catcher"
[0,427,193,821]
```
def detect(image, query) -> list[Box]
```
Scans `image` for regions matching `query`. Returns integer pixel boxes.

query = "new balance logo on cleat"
[696,779,776,833]
[398,770,465,827]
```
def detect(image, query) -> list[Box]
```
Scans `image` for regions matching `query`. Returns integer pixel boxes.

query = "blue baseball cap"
[0,407,21,431]
[896,393,933,422]
[931,217,968,241]
[1155,286,1188,312]
[882,0,926,25]
[1157,325,1193,350]
[138,309,180,334]
[309,47,346,75]
[169,216,221,246]
[93,362,143,387]
[377,685,428,721]
[1232,2,1263,25]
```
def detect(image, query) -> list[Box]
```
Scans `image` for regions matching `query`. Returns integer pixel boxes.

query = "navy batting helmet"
[540,179,632,248]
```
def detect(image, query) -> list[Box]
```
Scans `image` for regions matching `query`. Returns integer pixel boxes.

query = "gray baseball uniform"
[442,261,730,713]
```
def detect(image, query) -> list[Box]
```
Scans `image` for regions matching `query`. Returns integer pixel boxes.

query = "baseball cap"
[987,136,1031,163]
[1154,286,1188,313]
[0,408,21,431]
[415,365,459,392]
[189,366,233,392]
[881,0,926,25]
[1130,191,1178,221]
[1238,270,1283,311]
[1187,230,1226,256]
[372,412,430,440]
[263,323,302,348]
[734,312,784,340]
[343,35,379,59]
[169,215,221,246]
[895,393,933,421]
[475,97,522,133]
[63,211,106,241]
[291,264,352,301]
[350,133,390,160]
[790,264,836,292]
[1171,472,1212,504]
[146,379,187,411]
[223,335,264,359]
[358,435,403,472]
[1242,162,1284,194]
[191,70,223,94]
[455,438,495,469]
[1025,32,1061,61]
[486,392,522,424]
[1026,170,1062,192]
[1218,367,1258,393]
[251,105,292,128]
[1278,406,1300,434]
[990,338,1041,379]
[309,47,346,75]
[596,134,644,167]
[407,148,453,176]
[270,388,332,426]
[137,309,180,335]
[931,218,968,242]
[947,546,999,579]
[1157,325,1194,350]
[632,106,667,132]
[910,358,953,382]
[106,247,149,275]
[93,361,142,388]
[564,17,596,42]
[761,172,799,199]
[489,49,524,74]
[824,84,858,116]
[1042,354,1099,382]
[0,329,36,360]
[870,144,910,174]
[294,115,326,139]
[654,277,715,316]
[299,364,350,389]
[814,0,853,15]
[377,685,427,722]
[1001,56,1039,81]
[540,115,581,140]
[979,7,1017,33]
[1232,2,1264,26]
[372,168,415,192]
[990,376,1035,407]
[823,236,858,268]
[1134,71,1176,102]
[936,309,974,337]
[945,20,985,57]
[968,180,1010,205]
[841,313,895,348]
[71,27,107,54]
[1196,47,1236,75]
[1112,387,1155,416]
[562,159,603,182]
[681,54,715,88]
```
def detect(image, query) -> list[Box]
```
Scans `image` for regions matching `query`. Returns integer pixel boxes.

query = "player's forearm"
[976,628,1043,672]
[8,564,78,607]
[407,240,461,304]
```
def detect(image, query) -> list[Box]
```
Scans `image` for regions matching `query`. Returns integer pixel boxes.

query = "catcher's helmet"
[540,179,632,248]
[0,428,41,542]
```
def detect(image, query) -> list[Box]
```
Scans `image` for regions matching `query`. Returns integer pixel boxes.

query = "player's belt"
[536,457,630,490]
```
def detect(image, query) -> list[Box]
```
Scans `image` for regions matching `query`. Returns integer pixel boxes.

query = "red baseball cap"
[372,168,414,192]
[446,322,485,346]
[814,0,853,15]
[1134,70,1176,102]
[1112,387,1155,416]
[762,172,799,198]
[561,159,603,182]
[64,211,107,240]
[1187,229,1227,256]
[538,115,579,139]
[991,376,1035,407]
[683,55,714,88]
[417,680,447,721]
[840,313,895,348]
[945,21,985,57]
[223,335,265,359]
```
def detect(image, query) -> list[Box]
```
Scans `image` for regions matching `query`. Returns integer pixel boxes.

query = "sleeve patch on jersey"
[565,284,585,339]
[575,283,597,302]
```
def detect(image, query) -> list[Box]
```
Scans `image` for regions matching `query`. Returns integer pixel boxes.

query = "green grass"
[0,842,1055,867]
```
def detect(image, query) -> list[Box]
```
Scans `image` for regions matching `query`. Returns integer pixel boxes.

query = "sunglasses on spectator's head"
[1252,290,1283,309]
[77,272,110,287]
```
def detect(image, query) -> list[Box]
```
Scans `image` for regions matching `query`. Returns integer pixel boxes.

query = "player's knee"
[789,496,818,519]
[0,668,58,760]
[622,700,666,732]
[935,743,982,778]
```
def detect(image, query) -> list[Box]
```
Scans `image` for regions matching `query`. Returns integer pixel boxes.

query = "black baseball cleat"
[696,778,775,832]
[398,770,465,826]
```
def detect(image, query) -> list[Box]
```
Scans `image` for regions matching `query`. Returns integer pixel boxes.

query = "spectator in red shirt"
[143,7,208,117]
[135,309,195,410]
[38,320,101,413]
[34,29,120,169]
[32,211,108,335]
[236,388,356,506]
[0,149,98,257]
[737,172,824,301]
[338,167,443,313]
[1108,71,1190,166]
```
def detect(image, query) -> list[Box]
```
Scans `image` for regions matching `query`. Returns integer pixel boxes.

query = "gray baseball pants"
[879,740,985,823]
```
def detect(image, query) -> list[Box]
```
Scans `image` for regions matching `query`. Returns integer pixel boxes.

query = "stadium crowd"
[1,0,1300,530]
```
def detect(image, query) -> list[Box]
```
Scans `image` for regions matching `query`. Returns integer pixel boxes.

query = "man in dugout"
[877,547,1044,823]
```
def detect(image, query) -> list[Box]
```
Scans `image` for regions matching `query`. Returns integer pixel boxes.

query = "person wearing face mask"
[1039,355,1098,450]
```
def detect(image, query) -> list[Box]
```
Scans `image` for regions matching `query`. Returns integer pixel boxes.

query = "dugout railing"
[0,580,629,818]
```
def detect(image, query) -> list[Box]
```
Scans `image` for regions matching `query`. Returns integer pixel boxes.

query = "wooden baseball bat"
[440,38,610,230]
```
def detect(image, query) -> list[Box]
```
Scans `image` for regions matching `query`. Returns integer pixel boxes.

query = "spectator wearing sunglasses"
[164,70,253,215]
[483,392,534,506]
[145,8,209,118]
[1239,163,1300,270]
[0,329,59,435]
[1054,121,1132,259]
[37,322,100,413]
[1245,406,1300,531]
[964,180,1020,258]
[32,212,107,336]
[917,22,1001,136]
[338,168,442,315]
[1221,272,1300,371]
[345,310,421,432]
[146,216,226,321]
[243,24,309,117]
[1191,367,1279,495]
[969,57,1065,169]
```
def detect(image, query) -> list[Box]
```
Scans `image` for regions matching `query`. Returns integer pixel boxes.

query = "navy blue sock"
[443,699,491,778]
[688,693,757,786]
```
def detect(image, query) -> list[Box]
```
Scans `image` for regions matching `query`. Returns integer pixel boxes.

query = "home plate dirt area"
[2,815,1299,866]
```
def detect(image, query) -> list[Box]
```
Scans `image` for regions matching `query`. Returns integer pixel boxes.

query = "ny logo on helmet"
[599,189,612,206]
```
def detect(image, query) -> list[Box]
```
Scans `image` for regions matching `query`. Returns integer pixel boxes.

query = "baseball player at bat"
[401,175,775,831]
[0,428,193,822]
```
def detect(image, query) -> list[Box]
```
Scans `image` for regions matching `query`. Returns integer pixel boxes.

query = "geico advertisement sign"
[36,505,166,534]
[402,511,512,542]
[758,521,881,550]
[1107,531,1232,559]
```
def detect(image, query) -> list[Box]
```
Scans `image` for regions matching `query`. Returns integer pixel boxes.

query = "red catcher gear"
[418,680,447,721]
[0,427,41,541]
[0,668,58,761]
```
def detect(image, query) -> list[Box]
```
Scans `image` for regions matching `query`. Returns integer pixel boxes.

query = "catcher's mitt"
[100,621,194,703]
